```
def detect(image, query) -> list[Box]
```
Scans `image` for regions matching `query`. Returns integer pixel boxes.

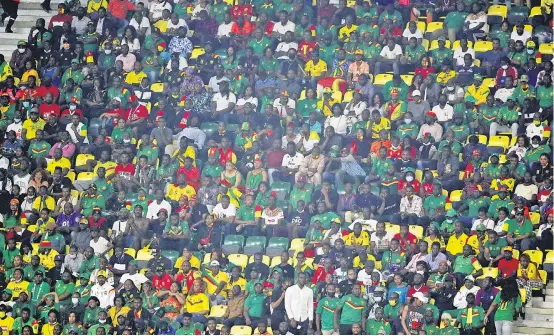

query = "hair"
[498,277,520,303]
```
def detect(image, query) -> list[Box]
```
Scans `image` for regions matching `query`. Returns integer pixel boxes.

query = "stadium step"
[513,327,554,334]
[547,288,554,296]
[532,297,554,309]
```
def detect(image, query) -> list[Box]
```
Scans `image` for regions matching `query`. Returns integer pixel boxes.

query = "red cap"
[128,94,138,103]
[390,88,399,96]
[70,97,78,104]
[426,111,436,118]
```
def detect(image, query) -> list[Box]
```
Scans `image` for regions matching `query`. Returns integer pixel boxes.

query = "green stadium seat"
[222,235,245,255]
[266,237,290,257]
[161,250,180,264]
[226,123,240,133]
[201,122,219,137]
[271,181,291,200]
[243,236,266,255]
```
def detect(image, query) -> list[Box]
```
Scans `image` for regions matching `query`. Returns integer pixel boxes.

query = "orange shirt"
[231,21,254,35]
[370,139,391,154]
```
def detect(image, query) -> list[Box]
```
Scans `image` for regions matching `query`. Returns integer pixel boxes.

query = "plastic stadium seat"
[474,41,493,53]
[385,223,400,235]
[406,21,426,33]
[77,172,95,181]
[422,39,429,51]
[401,74,414,86]
[429,39,451,50]
[66,171,76,183]
[124,248,137,258]
[270,256,282,268]
[544,251,554,273]
[477,267,499,279]
[488,135,510,153]
[222,235,245,255]
[248,254,270,266]
[226,124,240,133]
[482,78,496,88]
[150,82,165,93]
[530,6,542,17]
[512,24,533,34]
[342,90,354,103]
[539,42,554,55]
[208,305,228,318]
[162,250,180,264]
[530,212,541,225]
[415,169,424,182]
[88,118,102,138]
[136,249,154,269]
[409,225,424,239]
[243,236,267,255]
[425,21,443,34]
[466,134,487,145]
[266,237,290,257]
[230,326,252,335]
[536,270,547,291]
[200,122,219,137]
[270,181,291,201]
[228,253,248,271]
[452,40,473,49]
[190,47,205,60]
[487,5,508,18]
[450,190,463,202]
[289,238,305,252]
[373,73,393,85]
[76,154,95,167]
[523,249,543,267]
[507,6,530,24]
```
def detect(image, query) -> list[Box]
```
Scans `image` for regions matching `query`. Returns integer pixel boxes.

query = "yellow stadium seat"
[270,256,282,268]
[136,249,154,261]
[401,74,414,86]
[406,21,426,33]
[422,39,429,51]
[415,169,423,182]
[230,326,253,335]
[66,171,76,183]
[190,47,205,60]
[373,73,393,85]
[523,249,543,267]
[488,5,508,18]
[530,212,541,225]
[385,223,400,235]
[450,190,463,202]
[429,39,451,50]
[425,21,443,34]
[539,42,554,55]
[343,90,354,103]
[466,134,487,145]
[150,82,164,93]
[488,135,510,150]
[228,253,249,271]
[512,25,533,34]
[77,172,95,181]
[473,59,481,67]
[477,267,498,279]
[125,248,137,258]
[452,40,473,49]
[209,305,228,318]
[545,250,554,264]
[290,238,305,252]
[248,255,270,266]
[474,41,493,53]
[507,248,520,260]
[482,77,495,88]
[409,225,424,239]
[76,154,95,167]
[537,270,547,289]
[529,6,542,17]
[70,189,80,200]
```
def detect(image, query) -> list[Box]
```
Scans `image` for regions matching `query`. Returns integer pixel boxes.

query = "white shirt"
[129,17,151,35]
[494,88,515,103]
[174,127,207,150]
[212,92,237,112]
[208,76,230,93]
[167,18,188,31]
[281,134,302,149]
[282,152,304,169]
[90,237,111,259]
[514,183,539,201]
[471,218,495,231]
[380,44,403,60]
[90,282,115,309]
[324,115,348,135]
[453,285,480,309]
[120,272,149,289]
[6,122,22,139]
[149,2,173,21]
[146,200,172,219]
[510,30,532,43]
[273,98,296,116]
[66,122,89,144]
[453,47,475,66]
[272,20,295,35]
[236,96,258,108]
[285,284,314,322]
[217,22,236,37]
[431,103,454,122]
[276,42,299,59]
[166,56,188,71]
[212,203,237,219]
[112,220,128,237]
[526,123,545,140]
[402,28,423,40]
[357,268,383,285]
[344,101,367,118]
[13,173,30,192]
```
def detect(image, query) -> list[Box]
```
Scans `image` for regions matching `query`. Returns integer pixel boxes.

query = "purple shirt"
[56,212,81,228]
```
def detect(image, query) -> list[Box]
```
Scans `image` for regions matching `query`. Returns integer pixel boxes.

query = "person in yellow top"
[153,10,171,33]
[316,88,338,117]
[166,174,197,202]
[40,311,60,335]
[46,154,71,176]
[370,109,392,139]
[424,225,446,253]
[125,62,148,86]
[466,223,488,254]
[20,63,40,86]
[87,0,108,14]
[445,221,469,258]
[226,266,247,295]
[338,16,357,42]
[171,137,196,165]
[345,222,370,248]
[464,75,490,105]
[21,109,46,141]
[0,305,14,335]
[203,260,229,303]
[0,56,13,82]
[436,65,456,85]
[516,253,542,307]
[184,279,210,315]
[304,51,328,83]
[109,296,131,326]
[6,268,30,299]
[32,186,56,212]
[174,247,201,270]
[38,247,58,270]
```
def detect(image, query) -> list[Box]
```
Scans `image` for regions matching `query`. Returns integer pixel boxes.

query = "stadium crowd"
[0,0,551,334]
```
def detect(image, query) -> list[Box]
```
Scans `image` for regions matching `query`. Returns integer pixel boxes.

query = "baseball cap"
[465,275,475,282]
[504,246,513,252]
[54,255,63,261]
[446,209,456,217]
[413,292,429,304]
[520,75,529,82]
[412,90,421,96]
[210,260,220,267]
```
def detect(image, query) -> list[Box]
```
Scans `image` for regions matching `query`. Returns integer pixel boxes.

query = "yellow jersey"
[166,184,197,202]
[203,270,229,297]
[46,157,71,174]
[446,232,469,256]
[185,292,209,314]
[22,118,46,140]
[7,280,30,299]
[305,59,328,77]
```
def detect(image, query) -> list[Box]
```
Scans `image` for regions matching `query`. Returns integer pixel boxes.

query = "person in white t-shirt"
[129,11,151,37]
[510,24,532,44]
[431,96,454,124]
[217,12,236,45]
[402,21,423,45]
[275,31,298,60]
[273,141,304,184]
[272,11,295,40]
[375,38,402,74]
[149,0,173,22]
[212,81,237,116]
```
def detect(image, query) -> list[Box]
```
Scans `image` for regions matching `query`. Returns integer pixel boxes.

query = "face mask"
[123,139,131,143]
[389,299,397,306]
[14,118,21,123]
[23,101,30,108]
[501,65,508,70]
[105,49,112,55]
[527,49,534,54]
[406,176,414,182]
[69,104,77,110]
[71,298,79,304]
[532,143,539,148]
[18,48,25,54]
[374,296,382,302]
[99,319,107,324]
[416,270,425,275]
[405,118,412,124]
[447,86,454,91]
[534,120,541,126]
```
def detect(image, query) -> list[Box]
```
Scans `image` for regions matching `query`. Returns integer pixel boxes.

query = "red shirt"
[176,111,191,129]
[393,232,418,253]
[266,150,285,169]
[176,166,201,191]
[415,67,435,79]
[60,108,84,119]
[498,257,519,278]
[298,40,318,62]
[312,267,335,286]
[0,87,18,103]
[36,85,59,99]
[115,163,135,180]
[421,182,434,196]
[107,0,135,19]
[406,285,430,299]
[152,273,173,290]
[263,21,274,36]
[125,104,148,122]
[175,270,195,293]
[218,148,236,167]
[88,216,106,228]
[230,4,253,19]
[48,14,72,29]
[397,179,421,193]
[388,145,402,160]
[380,26,402,37]
[39,103,60,120]
[231,20,255,35]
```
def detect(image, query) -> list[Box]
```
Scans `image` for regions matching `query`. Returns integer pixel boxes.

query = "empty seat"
[266,237,290,257]
[243,236,267,255]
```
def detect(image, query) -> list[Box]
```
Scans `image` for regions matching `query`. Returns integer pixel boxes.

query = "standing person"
[1,0,19,33]
[284,272,313,335]
[484,277,522,335]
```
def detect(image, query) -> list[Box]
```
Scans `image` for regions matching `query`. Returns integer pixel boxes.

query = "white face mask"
[416,270,425,275]
[406,176,414,182]
[123,139,131,143]
[71,298,79,304]
[527,49,534,54]
[404,119,412,124]
[501,65,508,70]
[447,86,454,91]
[105,49,112,55]
[99,319,107,324]
[18,48,25,54]
[531,143,539,148]
[14,118,21,123]
[374,296,382,302]
[69,104,77,110]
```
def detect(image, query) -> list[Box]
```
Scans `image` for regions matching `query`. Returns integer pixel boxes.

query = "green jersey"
[492,291,521,321]
[366,319,392,335]
[28,140,51,158]
[536,84,554,108]
[505,218,533,236]
[457,305,485,329]
[289,188,311,210]
[316,296,339,331]
[244,292,265,318]
[338,294,366,324]
[381,250,406,273]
